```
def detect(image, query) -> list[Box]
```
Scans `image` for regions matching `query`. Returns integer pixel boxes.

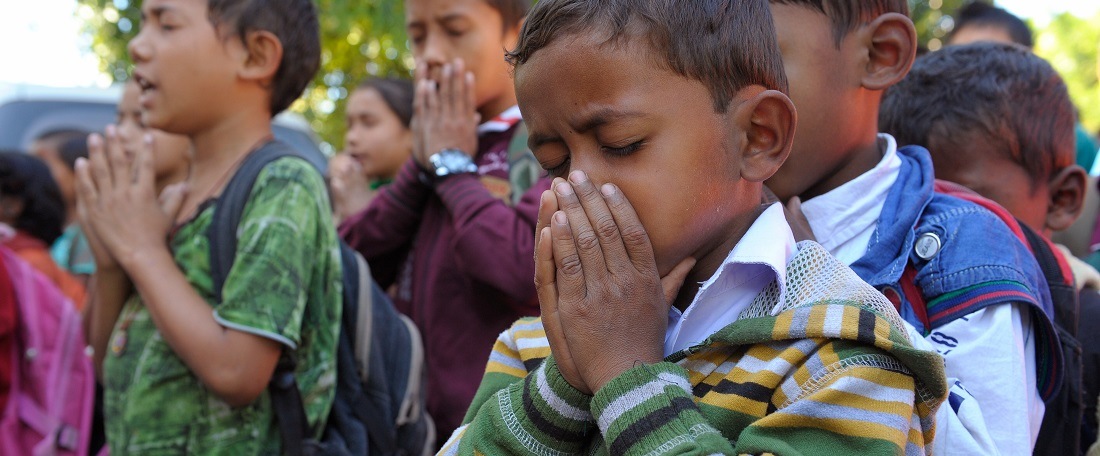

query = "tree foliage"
[76,0,412,152]
[1034,12,1100,133]
[77,0,1099,147]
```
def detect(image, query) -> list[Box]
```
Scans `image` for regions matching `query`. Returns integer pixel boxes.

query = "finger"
[452,58,469,117]
[74,158,99,213]
[785,196,817,242]
[159,182,189,220]
[135,134,156,189]
[424,76,439,122]
[104,125,129,187]
[600,183,657,271]
[464,69,477,124]
[550,210,587,302]
[86,133,113,192]
[661,257,697,307]
[535,188,559,252]
[554,177,609,283]
[440,63,454,119]
[567,170,630,271]
[534,226,558,312]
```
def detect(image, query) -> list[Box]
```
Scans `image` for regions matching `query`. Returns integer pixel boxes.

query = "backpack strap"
[505,121,542,206]
[208,140,301,301]
[205,140,315,455]
[896,264,932,335]
[1020,224,1079,337]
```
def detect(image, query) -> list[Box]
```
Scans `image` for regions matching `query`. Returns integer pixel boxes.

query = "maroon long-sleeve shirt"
[339,122,550,439]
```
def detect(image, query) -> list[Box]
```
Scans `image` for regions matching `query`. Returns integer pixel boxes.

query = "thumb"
[159,182,189,219]
[661,257,697,306]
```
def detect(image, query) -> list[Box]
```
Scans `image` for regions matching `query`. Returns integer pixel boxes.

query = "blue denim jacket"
[849,145,1062,400]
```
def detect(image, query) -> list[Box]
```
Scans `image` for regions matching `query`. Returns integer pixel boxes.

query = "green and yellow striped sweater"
[440,242,948,455]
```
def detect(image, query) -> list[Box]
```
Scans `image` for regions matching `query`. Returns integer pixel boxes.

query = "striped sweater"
[440,242,948,455]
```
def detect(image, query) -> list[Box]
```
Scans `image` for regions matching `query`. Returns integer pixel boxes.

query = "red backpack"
[0,246,94,456]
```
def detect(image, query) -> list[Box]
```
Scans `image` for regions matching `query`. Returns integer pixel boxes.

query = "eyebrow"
[528,109,648,149]
[141,5,173,21]
[570,108,647,133]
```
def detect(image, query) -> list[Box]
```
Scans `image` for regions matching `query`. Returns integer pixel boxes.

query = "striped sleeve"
[590,362,736,455]
[734,344,927,456]
[450,357,596,455]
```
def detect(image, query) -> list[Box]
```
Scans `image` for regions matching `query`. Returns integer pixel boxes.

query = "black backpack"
[207,140,435,456]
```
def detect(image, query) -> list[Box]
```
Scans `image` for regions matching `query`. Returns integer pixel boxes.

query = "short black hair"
[34,129,89,149]
[508,0,788,113]
[0,152,66,245]
[948,2,1032,48]
[207,0,321,116]
[357,78,415,128]
[770,0,909,44]
[57,135,91,171]
[880,42,1074,187]
[486,0,535,29]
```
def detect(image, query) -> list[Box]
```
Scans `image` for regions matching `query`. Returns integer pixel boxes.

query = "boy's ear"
[239,30,284,84]
[1046,165,1088,232]
[732,87,796,183]
[861,12,917,91]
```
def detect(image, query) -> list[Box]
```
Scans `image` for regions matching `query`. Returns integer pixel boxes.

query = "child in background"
[766,1,1059,453]
[31,130,94,279]
[880,41,1100,456]
[339,0,549,441]
[330,78,414,224]
[445,0,947,454]
[0,152,86,307]
[76,0,340,453]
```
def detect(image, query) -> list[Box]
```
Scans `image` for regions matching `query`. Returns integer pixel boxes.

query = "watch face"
[433,149,476,176]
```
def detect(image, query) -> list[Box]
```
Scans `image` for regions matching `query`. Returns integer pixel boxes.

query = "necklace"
[169,135,274,238]
[110,306,137,357]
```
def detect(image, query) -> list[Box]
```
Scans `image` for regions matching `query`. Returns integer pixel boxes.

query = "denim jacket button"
[914,233,941,260]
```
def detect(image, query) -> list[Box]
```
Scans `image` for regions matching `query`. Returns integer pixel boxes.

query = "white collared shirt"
[802,133,1042,454]
[800,134,902,265]
[664,203,797,356]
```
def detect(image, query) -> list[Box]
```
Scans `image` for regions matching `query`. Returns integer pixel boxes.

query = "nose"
[420,32,448,76]
[128,28,150,63]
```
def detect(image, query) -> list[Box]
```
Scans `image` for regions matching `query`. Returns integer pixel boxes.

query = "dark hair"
[880,42,1074,187]
[206,0,321,116]
[34,129,89,149]
[57,135,91,171]
[507,0,788,113]
[486,0,535,29]
[948,2,1032,48]
[770,0,909,45]
[357,78,415,128]
[0,152,66,244]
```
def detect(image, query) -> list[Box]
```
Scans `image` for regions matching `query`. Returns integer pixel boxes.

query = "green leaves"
[76,0,412,152]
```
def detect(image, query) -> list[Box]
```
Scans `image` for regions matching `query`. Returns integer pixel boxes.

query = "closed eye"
[601,141,642,156]
[544,157,570,178]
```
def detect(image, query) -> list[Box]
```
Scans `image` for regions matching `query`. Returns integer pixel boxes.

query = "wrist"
[427,148,478,180]
[116,243,173,275]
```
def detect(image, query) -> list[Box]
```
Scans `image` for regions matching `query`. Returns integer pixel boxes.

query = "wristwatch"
[428,148,478,179]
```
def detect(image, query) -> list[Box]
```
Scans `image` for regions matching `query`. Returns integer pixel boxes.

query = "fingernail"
[553,211,567,225]
[144,133,153,144]
[105,125,116,137]
[555,181,573,196]
[88,134,102,147]
[601,183,616,196]
[568,170,587,184]
[443,64,452,78]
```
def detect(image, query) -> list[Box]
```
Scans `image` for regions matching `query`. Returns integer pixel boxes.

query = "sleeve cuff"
[592,362,720,455]
[507,356,595,443]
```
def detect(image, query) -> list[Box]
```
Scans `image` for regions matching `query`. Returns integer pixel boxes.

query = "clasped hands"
[535,170,695,395]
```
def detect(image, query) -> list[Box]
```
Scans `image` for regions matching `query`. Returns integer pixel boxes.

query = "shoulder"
[914,193,1044,296]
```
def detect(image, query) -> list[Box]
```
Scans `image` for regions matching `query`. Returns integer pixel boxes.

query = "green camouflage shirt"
[103,157,343,455]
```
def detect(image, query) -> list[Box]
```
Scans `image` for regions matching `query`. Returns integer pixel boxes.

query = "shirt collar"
[477,105,522,134]
[681,202,797,319]
[800,133,902,254]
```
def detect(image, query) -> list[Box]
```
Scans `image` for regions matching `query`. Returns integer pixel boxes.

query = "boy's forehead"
[141,0,204,15]
[406,0,493,20]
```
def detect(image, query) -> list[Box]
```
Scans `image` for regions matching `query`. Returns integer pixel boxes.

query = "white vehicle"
[0,82,328,173]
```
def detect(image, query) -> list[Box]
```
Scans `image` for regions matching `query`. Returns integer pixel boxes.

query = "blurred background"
[2,0,1098,154]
